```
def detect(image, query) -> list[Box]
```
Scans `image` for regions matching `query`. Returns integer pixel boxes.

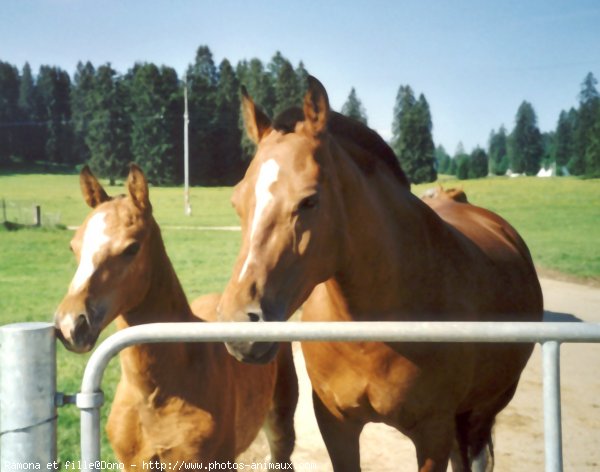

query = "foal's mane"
[273,108,410,188]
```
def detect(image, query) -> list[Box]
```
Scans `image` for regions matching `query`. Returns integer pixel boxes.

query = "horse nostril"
[73,314,89,337]
[248,312,261,322]
[249,282,258,299]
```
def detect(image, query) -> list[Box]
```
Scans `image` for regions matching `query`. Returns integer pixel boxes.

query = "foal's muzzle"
[54,312,99,353]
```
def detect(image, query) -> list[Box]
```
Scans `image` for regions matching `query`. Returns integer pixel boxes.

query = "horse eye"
[122,242,140,257]
[298,194,319,211]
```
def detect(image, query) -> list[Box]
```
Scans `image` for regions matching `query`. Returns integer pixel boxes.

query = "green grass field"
[0,172,599,468]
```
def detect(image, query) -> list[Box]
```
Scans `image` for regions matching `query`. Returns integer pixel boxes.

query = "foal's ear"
[127,164,151,213]
[80,166,110,208]
[303,76,330,136]
[241,86,272,144]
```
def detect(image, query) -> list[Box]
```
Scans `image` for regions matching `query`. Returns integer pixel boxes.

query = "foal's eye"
[122,242,141,257]
[298,194,320,212]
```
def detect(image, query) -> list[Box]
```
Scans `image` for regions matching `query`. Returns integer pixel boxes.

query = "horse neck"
[116,220,205,390]
[330,141,448,318]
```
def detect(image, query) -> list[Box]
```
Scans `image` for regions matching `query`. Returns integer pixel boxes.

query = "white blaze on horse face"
[239,159,280,282]
[70,212,110,293]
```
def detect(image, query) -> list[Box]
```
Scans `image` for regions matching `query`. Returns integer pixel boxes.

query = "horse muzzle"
[217,300,285,363]
[225,340,280,364]
[54,311,99,353]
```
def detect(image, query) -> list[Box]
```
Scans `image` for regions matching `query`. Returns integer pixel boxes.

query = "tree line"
[435,72,600,179]
[0,47,311,185]
[1,45,598,184]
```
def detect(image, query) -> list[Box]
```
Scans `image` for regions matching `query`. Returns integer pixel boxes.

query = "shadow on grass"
[1,221,67,232]
[0,160,79,177]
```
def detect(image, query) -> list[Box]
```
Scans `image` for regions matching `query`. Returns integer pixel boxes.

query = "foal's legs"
[312,390,364,472]
[264,343,299,464]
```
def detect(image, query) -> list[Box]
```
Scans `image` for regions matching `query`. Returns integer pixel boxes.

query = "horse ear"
[303,76,330,136]
[127,163,151,213]
[241,86,272,144]
[80,166,110,208]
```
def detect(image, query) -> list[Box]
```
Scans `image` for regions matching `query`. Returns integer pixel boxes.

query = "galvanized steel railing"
[3,321,600,472]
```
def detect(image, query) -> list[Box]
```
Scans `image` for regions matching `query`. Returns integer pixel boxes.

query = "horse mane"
[273,108,410,189]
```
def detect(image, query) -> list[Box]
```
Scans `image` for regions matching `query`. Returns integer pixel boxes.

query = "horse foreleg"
[264,343,299,465]
[471,440,494,472]
[410,416,455,472]
[312,390,363,472]
[448,434,494,472]
[450,411,471,472]
[449,439,470,472]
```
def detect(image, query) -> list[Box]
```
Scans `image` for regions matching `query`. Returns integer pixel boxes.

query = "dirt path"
[241,277,600,471]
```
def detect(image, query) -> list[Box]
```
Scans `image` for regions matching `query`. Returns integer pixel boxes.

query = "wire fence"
[1,198,62,228]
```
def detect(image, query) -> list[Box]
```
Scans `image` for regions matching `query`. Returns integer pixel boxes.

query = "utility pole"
[183,77,192,216]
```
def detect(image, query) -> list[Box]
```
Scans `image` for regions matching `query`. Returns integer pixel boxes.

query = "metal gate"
[2,321,600,471]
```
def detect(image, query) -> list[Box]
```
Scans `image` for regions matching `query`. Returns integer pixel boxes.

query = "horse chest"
[302,341,421,423]
[108,383,220,463]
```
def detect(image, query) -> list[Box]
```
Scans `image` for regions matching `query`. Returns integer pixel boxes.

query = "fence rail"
[3,321,600,472]
[1,199,61,227]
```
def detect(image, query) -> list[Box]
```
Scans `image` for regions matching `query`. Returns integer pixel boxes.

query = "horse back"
[424,196,543,321]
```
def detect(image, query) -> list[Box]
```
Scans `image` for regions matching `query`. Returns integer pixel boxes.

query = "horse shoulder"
[107,382,148,464]
[302,284,430,422]
[139,389,227,462]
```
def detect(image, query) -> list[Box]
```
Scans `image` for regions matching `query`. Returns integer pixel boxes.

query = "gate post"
[542,340,563,472]
[0,322,57,468]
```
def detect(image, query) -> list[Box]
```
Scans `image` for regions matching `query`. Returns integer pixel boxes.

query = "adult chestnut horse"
[54,165,297,469]
[218,77,543,472]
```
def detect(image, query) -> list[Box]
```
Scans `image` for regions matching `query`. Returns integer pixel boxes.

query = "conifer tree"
[128,63,181,185]
[585,106,600,177]
[488,126,508,175]
[273,58,301,117]
[391,86,436,183]
[71,61,96,164]
[435,145,451,174]
[469,147,488,178]
[236,58,275,161]
[574,72,600,175]
[0,61,20,163]
[213,59,244,183]
[295,61,309,103]
[553,109,576,171]
[186,46,218,184]
[510,101,543,175]
[454,142,470,179]
[17,62,42,163]
[85,64,131,184]
[36,66,73,164]
[341,87,368,124]
[236,58,275,117]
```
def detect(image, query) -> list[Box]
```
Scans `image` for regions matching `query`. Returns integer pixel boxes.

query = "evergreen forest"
[1,46,599,184]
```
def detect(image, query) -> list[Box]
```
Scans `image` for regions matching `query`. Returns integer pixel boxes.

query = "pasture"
[0,172,599,467]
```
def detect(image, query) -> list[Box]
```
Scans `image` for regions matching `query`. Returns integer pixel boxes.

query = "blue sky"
[2,0,599,152]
